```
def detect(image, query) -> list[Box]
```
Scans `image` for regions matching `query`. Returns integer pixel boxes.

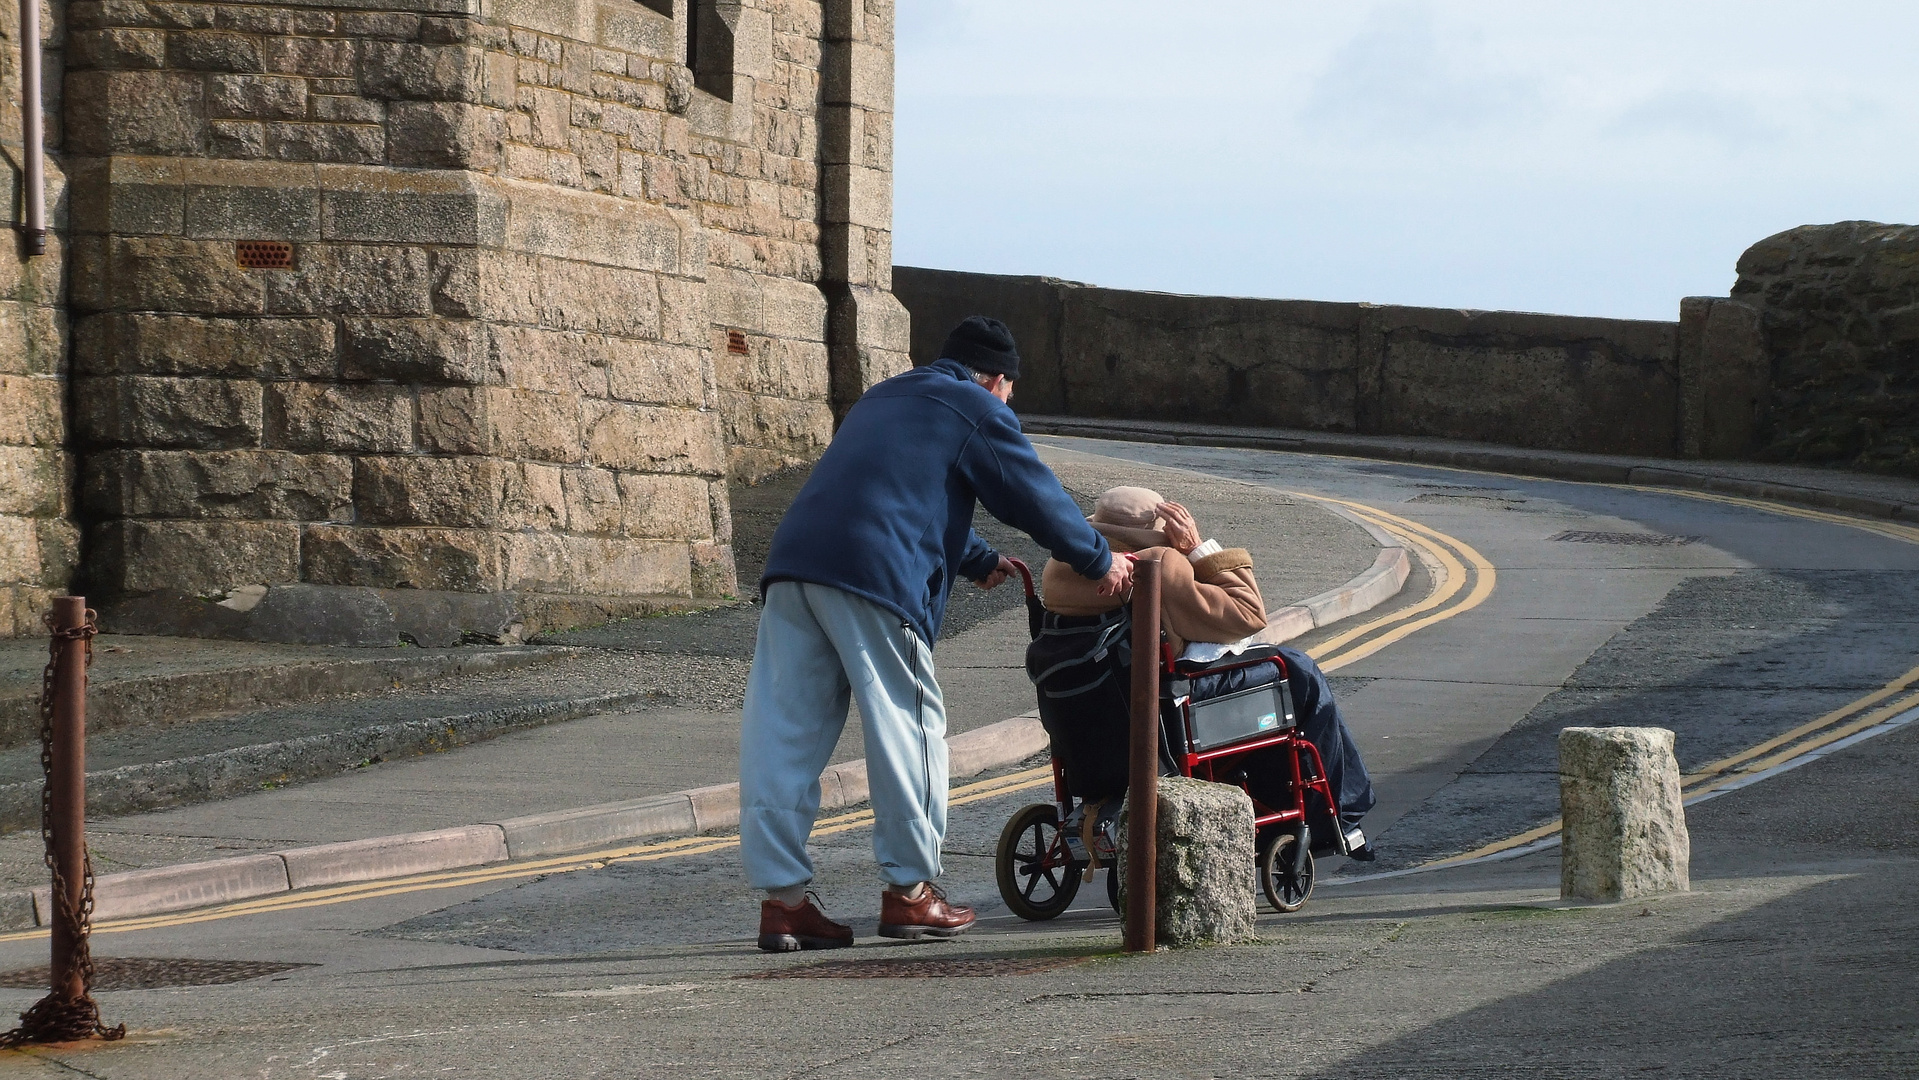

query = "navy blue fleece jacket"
[761,359,1112,644]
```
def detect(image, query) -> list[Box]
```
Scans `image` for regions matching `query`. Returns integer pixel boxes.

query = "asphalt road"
[1,438,1914,1078]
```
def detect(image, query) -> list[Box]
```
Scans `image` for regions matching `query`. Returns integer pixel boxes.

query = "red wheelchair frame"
[994,558,1342,920]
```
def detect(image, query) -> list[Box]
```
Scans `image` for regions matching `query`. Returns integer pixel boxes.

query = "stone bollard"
[1559,726,1691,901]
[1118,776,1259,946]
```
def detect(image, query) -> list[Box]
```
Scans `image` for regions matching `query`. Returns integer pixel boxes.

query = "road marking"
[1332,701,1919,885]
[1633,486,1919,547]
[1393,679,1919,873]
[1301,500,1497,672]
[0,768,1061,942]
[1681,662,1919,789]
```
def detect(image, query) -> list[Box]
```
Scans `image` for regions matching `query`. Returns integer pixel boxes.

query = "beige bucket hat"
[1087,486,1168,552]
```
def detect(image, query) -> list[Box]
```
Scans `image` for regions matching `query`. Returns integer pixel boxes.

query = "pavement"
[0,664,1910,1077]
[0,445,1393,920]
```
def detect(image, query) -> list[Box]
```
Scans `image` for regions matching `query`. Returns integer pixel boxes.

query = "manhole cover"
[1549,530,1699,546]
[0,958,315,991]
[742,955,1088,979]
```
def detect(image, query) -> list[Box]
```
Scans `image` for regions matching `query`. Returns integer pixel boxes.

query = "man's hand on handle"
[974,555,1015,590]
[1095,553,1135,597]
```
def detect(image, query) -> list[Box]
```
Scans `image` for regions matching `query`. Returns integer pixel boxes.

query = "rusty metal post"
[46,597,88,1000]
[0,598,121,1047]
[1123,559,1161,954]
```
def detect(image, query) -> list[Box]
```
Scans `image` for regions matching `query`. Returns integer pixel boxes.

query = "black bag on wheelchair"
[1163,645,1296,753]
[1025,608,1133,801]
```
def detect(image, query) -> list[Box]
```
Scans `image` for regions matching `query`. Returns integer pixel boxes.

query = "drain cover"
[0,958,314,991]
[743,955,1088,979]
[1549,530,1699,546]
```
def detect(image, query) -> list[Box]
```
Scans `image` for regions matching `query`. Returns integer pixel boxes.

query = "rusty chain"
[0,611,124,1047]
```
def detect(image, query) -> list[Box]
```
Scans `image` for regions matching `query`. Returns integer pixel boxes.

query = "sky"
[892,1,1919,321]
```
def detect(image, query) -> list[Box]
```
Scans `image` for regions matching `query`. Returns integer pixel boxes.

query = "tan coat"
[1040,547,1266,653]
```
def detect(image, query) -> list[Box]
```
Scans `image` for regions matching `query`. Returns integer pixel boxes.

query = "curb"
[1023,416,1919,523]
[0,689,664,835]
[1263,509,1411,643]
[0,714,1055,930]
[0,646,569,751]
[0,482,1408,930]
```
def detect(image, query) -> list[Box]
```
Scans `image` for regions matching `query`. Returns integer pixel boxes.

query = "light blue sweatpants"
[739,581,948,891]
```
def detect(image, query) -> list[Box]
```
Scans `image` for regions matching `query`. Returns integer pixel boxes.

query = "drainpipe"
[19,0,44,256]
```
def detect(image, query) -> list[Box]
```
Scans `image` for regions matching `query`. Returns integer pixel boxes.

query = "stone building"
[0,0,910,642]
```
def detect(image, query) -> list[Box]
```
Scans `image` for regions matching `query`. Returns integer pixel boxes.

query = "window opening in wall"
[727,330,749,354]
[686,0,735,101]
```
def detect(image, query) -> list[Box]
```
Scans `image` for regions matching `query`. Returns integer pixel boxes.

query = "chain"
[0,612,123,1047]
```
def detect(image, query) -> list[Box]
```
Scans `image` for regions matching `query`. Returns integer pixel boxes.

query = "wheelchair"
[993,559,1351,921]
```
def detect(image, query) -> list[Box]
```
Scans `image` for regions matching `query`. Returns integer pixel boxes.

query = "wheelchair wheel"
[996,803,1082,920]
[1259,831,1315,913]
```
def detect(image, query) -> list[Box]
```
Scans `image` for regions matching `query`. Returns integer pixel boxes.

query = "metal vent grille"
[742,955,1088,979]
[1549,530,1699,546]
[726,330,749,354]
[236,240,295,269]
[0,957,314,990]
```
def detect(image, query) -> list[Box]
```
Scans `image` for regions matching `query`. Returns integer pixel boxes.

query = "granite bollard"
[1559,726,1691,901]
[1119,776,1259,946]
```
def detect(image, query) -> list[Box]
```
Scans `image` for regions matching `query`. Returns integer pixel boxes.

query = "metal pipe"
[46,596,86,999]
[18,0,43,255]
[1123,558,1161,954]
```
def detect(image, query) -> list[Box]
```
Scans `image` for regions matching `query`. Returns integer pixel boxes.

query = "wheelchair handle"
[1004,556,1036,600]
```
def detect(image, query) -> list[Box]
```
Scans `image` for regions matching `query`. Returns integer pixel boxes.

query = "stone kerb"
[1119,776,1260,947]
[1559,726,1691,902]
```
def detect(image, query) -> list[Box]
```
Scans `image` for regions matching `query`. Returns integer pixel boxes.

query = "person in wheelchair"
[1030,485,1378,862]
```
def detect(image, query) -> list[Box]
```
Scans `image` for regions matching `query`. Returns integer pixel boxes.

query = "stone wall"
[897,224,1919,477]
[1732,222,1919,477]
[894,268,1681,457]
[21,0,908,641]
[0,0,74,638]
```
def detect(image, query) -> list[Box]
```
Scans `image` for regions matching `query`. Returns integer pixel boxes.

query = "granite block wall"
[0,0,75,638]
[13,0,910,640]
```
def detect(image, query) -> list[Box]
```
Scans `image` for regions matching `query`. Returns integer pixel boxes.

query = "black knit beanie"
[938,315,1021,380]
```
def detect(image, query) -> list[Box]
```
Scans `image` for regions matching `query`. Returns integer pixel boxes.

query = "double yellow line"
[1420,668,1919,870]
[1295,496,1498,673]
[1644,486,1919,547]
[0,767,1060,943]
[1410,486,1919,871]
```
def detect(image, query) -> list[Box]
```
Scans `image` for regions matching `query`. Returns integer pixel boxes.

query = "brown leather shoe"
[877,882,976,940]
[758,893,854,952]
